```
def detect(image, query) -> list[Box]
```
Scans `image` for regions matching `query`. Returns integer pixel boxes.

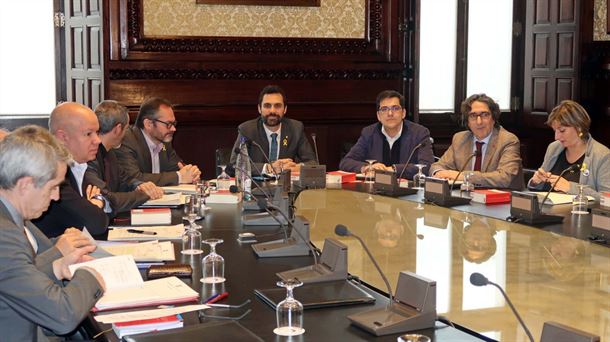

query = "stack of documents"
[108,224,185,241]
[139,193,186,207]
[112,315,183,338]
[100,241,175,262]
[162,184,197,195]
[529,191,594,205]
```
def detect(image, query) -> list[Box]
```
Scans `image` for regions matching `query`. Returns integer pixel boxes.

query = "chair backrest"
[215,147,233,176]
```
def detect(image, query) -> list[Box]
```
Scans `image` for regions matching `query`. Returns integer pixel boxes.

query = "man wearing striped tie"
[230,85,317,176]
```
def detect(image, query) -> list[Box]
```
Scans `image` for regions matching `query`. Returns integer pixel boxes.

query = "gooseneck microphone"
[311,133,320,165]
[470,273,534,342]
[255,197,289,242]
[397,136,434,181]
[539,164,580,206]
[259,199,319,265]
[449,152,478,189]
[335,224,394,303]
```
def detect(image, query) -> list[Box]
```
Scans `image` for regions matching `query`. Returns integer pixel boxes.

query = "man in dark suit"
[34,102,109,238]
[340,90,434,179]
[429,94,524,190]
[86,100,164,218]
[0,125,105,341]
[114,97,201,186]
[229,85,317,175]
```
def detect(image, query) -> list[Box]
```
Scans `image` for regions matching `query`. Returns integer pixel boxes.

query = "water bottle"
[235,137,252,200]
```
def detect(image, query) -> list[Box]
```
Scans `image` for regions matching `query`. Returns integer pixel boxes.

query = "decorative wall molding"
[108,67,403,80]
[127,0,385,55]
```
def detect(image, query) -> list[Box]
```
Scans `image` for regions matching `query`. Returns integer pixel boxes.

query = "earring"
[578,131,583,137]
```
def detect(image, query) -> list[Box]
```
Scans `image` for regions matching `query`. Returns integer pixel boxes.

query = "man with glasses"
[429,93,524,190]
[229,85,317,175]
[340,90,434,179]
[115,97,201,186]
[85,100,164,218]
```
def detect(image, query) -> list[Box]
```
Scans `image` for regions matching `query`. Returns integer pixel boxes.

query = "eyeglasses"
[467,112,492,121]
[378,105,403,114]
[153,118,178,129]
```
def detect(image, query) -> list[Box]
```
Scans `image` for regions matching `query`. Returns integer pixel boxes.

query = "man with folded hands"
[0,125,105,341]
[86,100,164,218]
[115,97,201,186]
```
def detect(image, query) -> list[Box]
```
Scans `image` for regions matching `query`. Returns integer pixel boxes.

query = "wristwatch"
[91,194,105,206]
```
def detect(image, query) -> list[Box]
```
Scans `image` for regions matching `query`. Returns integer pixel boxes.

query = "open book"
[69,255,198,311]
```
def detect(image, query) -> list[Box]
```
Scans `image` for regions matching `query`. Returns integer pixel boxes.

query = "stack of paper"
[100,241,175,262]
[108,224,185,241]
[162,184,197,195]
[69,255,143,291]
[530,191,595,205]
[139,193,186,207]
[95,276,199,311]
[112,315,183,338]
[207,190,241,204]
[131,208,171,225]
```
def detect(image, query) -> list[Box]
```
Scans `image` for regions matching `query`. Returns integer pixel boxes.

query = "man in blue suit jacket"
[340,90,434,179]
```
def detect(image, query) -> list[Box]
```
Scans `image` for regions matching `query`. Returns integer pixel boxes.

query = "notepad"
[108,224,185,241]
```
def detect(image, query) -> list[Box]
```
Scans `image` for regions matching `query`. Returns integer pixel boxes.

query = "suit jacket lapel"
[257,118,271,158]
[134,128,153,173]
[482,128,499,172]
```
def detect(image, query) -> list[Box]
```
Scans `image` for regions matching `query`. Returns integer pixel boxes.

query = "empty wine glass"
[198,181,212,213]
[201,239,225,284]
[274,278,304,336]
[182,195,192,222]
[460,172,474,195]
[571,184,589,215]
[217,165,230,180]
[364,159,376,183]
[181,226,202,255]
[412,164,426,189]
[187,195,202,229]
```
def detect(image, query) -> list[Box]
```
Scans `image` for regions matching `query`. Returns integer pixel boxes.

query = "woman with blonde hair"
[528,100,610,199]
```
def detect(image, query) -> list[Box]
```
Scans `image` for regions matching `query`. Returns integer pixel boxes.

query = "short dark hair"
[258,85,286,106]
[95,100,129,134]
[460,94,501,128]
[135,97,173,129]
[376,90,405,110]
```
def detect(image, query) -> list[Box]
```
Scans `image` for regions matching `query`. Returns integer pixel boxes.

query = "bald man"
[33,102,109,238]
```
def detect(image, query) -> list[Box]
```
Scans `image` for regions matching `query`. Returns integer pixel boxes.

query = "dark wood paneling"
[103,0,409,178]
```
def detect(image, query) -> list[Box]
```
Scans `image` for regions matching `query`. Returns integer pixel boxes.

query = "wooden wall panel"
[103,0,411,178]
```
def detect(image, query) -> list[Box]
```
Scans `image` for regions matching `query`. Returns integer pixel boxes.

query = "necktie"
[473,141,484,171]
[269,133,278,162]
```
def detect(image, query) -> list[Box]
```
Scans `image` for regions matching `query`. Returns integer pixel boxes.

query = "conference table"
[295,184,610,341]
[90,184,609,341]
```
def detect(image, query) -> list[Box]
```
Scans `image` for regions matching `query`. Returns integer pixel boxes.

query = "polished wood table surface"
[295,188,610,341]
[91,200,486,341]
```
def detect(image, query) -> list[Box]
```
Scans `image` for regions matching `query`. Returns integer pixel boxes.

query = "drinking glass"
[181,227,202,255]
[412,164,426,189]
[182,195,192,221]
[364,159,376,183]
[460,172,474,195]
[198,181,212,213]
[274,278,305,336]
[201,239,225,284]
[187,195,202,229]
[571,184,589,215]
[217,165,230,180]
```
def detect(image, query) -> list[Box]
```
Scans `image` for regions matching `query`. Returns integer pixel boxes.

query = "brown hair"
[460,94,501,128]
[546,100,591,138]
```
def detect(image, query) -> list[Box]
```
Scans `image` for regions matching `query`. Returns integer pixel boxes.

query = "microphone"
[470,273,534,342]
[335,224,394,303]
[237,130,279,179]
[256,199,318,263]
[539,164,580,206]
[256,197,288,242]
[311,133,320,165]
[397,136,434,181]
[449,152,478,189]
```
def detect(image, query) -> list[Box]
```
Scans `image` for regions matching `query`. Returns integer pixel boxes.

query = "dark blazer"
[339,121,435,179]
[33,168,109,238]
[114,126,182,186]
[429,127,524,190]
[0,200,103,341]
[86,146,150,218]
[229,117,317,175]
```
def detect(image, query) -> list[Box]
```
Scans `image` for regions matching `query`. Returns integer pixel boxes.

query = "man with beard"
[34,102,109,238]
[115,97,201,186]
[229,85,317,175]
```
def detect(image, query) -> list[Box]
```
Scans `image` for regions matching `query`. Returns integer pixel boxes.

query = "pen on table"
[127,229,157,235]
[204,293,221,304]
[206,292,229,304]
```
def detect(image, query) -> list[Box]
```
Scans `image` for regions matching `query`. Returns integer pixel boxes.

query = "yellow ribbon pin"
[283,136,288,147]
